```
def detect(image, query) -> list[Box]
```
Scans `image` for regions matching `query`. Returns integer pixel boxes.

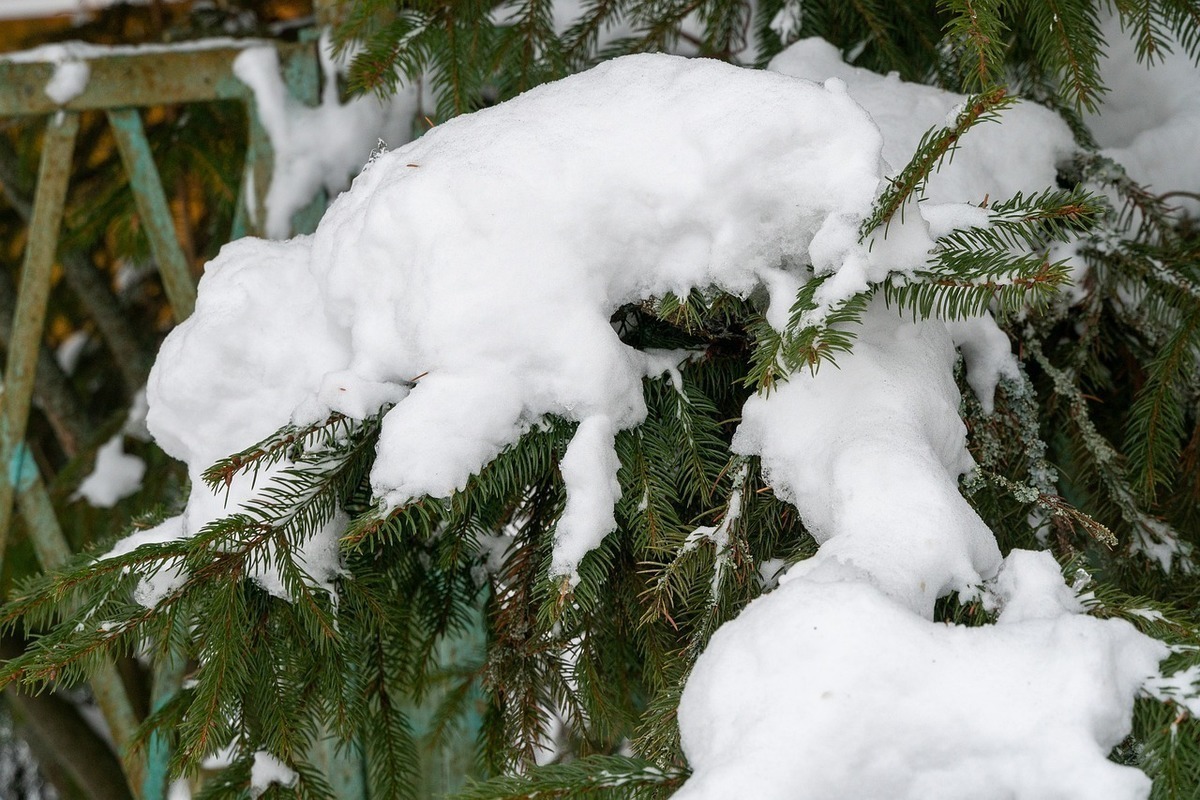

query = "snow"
[102,515,186,607]
[148,53,890,588]
[732,305,1000,617]
[1086,14,1200,215]
[55,329,89,374]
[247,508,347,602]
[551,415,621,586]
[116,36,1191,796]
[73,435,145,508]
[124,387,152,441]
[249,751,297,797]
[766,39,1065,412]
[1145,665,1200,717]
[984,548,1085,622]
[73,392,154,508]
[43,55,89,105]
[232,32,421,239]
[0,0,184,21]
[0,42,98,105]
[675,553,1165,800]
[770,1,804,45]
[0,37,267,64]
[167,778,191,800]
[944,315,1020,414]
[768,38,1075,205]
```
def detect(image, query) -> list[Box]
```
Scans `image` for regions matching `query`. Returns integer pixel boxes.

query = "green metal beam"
[0,42,314,117]
[108,108,197,321]
[142,622,188,800]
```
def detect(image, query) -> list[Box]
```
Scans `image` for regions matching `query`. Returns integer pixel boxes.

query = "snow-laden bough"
[127,48,1171,797]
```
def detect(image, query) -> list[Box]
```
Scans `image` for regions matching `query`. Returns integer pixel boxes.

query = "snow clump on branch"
[131,47,1170,797]
[149,53,899,586]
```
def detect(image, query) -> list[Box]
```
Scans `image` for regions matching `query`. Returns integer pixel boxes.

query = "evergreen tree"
[4,1,1200,798]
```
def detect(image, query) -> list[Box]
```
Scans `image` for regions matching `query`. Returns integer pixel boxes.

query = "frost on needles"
[108,48,1178,798]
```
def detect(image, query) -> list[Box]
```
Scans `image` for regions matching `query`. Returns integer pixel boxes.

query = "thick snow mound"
[733,305,1001,616]
[149,53,896,583]
[769,38,1075,205]
[676,552,1166,800]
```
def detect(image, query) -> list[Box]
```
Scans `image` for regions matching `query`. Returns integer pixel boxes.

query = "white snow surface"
[232,33,421,239]
[149,53,893,587]
[102,515,186,607]
[43,56,89,105]
[768,38,1076,205]
[0,0,184,21]
[676,552,1165,800]
[73,435,145,508]
[55,329,89,374]
[128,43,1185,796]
[0,37,267,64]
[732,305,1001,617]
[1086,14,1200,215]
[249,751,297,798]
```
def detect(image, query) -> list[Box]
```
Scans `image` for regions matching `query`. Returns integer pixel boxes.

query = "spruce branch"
[886,188,1100,319]
[1114,0,1200,65]
[982,469,1118,547]
[495,0,567,93]
[202,410,381,494]
[1070,152,1182,243]
[859,86,1014,238]
[452,754,687,800]
[1027,333,1193,569]
[845,0,912,75]
[939,0,1009,90]
[886,253,1069,320]
[1125,310,1200,500]
[1115,0,1177,64]
[1160,0,1200,62]
[563,0,633,68]
[1024,0,1107,110]
[626,0,707,54]
[744,275,872,391]
[1129,699,1200,799]
[363,640,421,800]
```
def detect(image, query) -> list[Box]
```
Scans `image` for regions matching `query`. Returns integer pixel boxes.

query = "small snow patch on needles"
[73,436,145,508]
[249,752,297,798]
